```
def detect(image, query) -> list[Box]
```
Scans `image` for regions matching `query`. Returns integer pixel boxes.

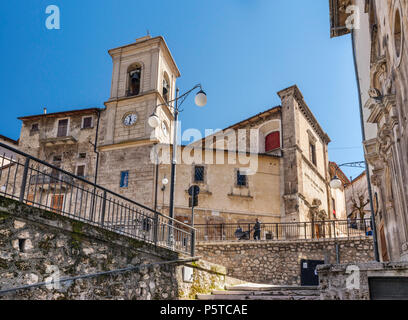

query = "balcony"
[40,135,77,147]
[29,173,74,186]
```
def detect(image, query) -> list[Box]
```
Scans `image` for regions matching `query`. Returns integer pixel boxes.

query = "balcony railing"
[0,142,195,256]
[29,173,74,185]
[196,219,372,242]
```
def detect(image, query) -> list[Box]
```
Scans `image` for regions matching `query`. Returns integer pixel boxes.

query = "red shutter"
[265,131,280,152]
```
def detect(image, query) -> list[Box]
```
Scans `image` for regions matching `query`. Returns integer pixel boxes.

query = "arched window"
[127,65,142,96]
[163,73,170,103]
[265,131,280,153]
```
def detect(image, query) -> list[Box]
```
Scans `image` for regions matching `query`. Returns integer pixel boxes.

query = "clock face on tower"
[123,113,138,127]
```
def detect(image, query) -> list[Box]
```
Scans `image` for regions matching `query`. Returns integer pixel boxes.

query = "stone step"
[196,294,320,301]
[211,290,319,296]
[225,285,319,292]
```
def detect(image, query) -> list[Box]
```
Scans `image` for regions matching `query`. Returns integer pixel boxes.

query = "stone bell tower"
[96,35,180,206]
[99,35,180,148]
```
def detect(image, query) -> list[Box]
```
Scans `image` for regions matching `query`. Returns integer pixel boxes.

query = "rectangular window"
[120,171,129,188]
[30,123,39,135]
[309,142,317,166]
[82,116,93,129]
[332,198,336,218]
[76,165,85,178]
[194,166,205,183]
[78,153,87,159]
[51,155,62,179]
[57,119,69,137]
[236,170,247,187]
[142,218,152,232]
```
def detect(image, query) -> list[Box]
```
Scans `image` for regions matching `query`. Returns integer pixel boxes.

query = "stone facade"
[157,146,282,225]
[196,238,374,285]
[165,85,337,227]
[278,87,332,224]
[330,0,408,262]
[6,35,344,231]
[0,196,240,300]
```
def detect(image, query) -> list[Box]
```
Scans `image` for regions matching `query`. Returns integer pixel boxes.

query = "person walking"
[253,218,261,240]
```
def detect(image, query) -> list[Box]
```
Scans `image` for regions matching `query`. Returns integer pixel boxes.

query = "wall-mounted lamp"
[161,177,169,191]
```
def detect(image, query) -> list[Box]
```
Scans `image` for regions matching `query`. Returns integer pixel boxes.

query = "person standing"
[253,218,261,240]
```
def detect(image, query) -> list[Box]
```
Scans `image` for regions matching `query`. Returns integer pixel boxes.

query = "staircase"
[196,284,321,300]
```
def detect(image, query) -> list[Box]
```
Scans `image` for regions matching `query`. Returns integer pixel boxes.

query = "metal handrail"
[194,219,371,227]
[0,257,198,296]
[0,141,193,231]
[0,141,195,255]
[195,218,372,242]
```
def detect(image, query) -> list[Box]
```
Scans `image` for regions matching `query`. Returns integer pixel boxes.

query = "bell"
[131,72,140,80]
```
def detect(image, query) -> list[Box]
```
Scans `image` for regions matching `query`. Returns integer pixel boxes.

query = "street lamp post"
[148,84,207,248]
[330,161,380,262]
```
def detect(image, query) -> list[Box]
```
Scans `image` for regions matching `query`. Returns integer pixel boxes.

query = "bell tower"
[99,35,180,149]
[96,36,180,207]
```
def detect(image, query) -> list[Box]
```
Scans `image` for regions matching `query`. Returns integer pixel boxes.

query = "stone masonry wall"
[196,238,375,285]
[318,262,408,300]
[0,196,235,300]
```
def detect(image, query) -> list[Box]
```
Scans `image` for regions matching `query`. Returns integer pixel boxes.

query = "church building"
[12,36,343,237]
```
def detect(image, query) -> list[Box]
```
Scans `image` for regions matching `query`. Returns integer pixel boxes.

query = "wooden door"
[51,195,64,213]
[315,225,321,239]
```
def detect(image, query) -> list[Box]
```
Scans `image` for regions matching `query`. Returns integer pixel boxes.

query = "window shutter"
[265,131,280,152]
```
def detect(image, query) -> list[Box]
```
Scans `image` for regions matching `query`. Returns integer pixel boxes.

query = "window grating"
[237,170,247,187]
[194,166,205,183]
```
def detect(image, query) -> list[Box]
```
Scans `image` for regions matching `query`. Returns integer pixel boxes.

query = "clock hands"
[123,113,137,126]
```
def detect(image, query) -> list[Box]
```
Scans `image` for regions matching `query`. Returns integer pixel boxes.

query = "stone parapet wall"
[0,196,234,300]
[196,238,375,285]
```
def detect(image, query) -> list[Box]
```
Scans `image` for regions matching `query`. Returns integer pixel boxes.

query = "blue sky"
[0,0,365,178]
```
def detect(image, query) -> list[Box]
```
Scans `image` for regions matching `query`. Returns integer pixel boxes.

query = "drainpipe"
[154,144,159,213]
[94,109,102,185]
[89,108,102,221]
[336,243,340,263]
[351,29,380,262]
